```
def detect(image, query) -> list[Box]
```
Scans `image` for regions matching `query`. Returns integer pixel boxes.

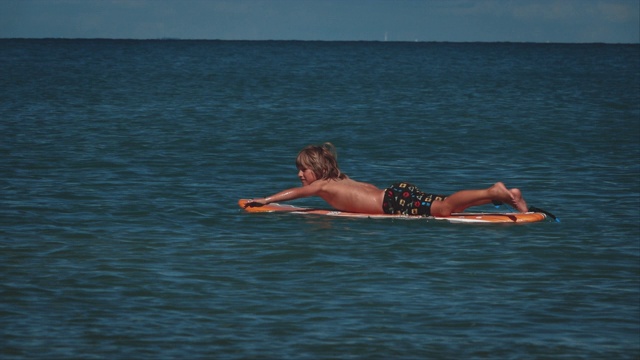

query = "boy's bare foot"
[490,182,528,213]
[509,188,528,213]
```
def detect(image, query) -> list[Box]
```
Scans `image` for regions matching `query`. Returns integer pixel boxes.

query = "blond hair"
[296,142,347,180]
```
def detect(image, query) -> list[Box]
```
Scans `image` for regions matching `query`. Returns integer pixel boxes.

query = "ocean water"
[1,39,638,359]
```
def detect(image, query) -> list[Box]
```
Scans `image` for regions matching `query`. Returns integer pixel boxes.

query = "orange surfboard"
[238,199,548,224]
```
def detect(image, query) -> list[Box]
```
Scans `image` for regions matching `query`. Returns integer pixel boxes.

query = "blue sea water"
[1,39,639,359]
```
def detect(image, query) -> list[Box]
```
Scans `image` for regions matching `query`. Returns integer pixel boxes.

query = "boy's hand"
[244,198,267,208]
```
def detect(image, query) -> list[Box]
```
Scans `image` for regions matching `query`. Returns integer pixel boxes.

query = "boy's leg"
[430,182,527,216]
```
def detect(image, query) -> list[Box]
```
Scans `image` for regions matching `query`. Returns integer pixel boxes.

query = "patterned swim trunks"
[382,182,447,216]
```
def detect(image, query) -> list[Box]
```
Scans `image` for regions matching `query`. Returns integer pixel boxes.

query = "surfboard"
[238,199,548,224]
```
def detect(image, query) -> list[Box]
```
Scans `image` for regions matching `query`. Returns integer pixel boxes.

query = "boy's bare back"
[313,178,386,214]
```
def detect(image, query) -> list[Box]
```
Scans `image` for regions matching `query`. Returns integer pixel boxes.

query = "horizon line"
[1,37,638,45]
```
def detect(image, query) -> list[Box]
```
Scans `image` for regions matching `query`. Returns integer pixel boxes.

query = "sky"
[1,0,638,43]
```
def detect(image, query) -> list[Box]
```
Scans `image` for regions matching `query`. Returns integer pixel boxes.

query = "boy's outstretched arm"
[244,183,321,208]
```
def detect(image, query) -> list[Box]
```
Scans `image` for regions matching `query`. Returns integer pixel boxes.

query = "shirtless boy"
[245,143,529,217]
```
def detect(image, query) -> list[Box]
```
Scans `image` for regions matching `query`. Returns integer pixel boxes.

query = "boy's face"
[298,168,317,186]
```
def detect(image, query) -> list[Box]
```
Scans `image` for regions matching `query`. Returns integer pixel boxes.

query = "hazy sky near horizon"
[1,0,638,43]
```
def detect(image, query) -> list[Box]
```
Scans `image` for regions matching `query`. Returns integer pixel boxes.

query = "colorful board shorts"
[382,182,447,216]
